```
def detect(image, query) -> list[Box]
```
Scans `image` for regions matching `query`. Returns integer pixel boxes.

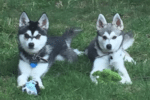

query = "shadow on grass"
[0,54,19,77]
[47,55,92,77]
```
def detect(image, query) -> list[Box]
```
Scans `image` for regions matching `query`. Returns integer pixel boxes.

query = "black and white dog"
[17,12,83,89]
[85,13,135,84]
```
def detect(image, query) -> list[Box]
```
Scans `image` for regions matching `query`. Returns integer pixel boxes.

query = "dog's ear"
[19,12,30,27]
[112,13,124,30]
[38,13,49,30]
[96,14,107,30]
[122,32,134,50]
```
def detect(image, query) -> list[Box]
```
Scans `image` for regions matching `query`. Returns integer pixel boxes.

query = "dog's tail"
[62,27,82,47]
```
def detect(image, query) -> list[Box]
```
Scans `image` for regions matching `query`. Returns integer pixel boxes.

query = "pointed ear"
[96,14,107,30]
[19,12,30,27]
[112,13,124,30]
[38,14,49,30]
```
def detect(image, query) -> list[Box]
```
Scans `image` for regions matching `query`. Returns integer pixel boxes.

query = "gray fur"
[85,38,98,62]
[122,32,134,50]
[86,31,134,63]
[62,27,82,47]
[19,28,81,70]
[60,48,78,63]
[97,23,122,36]
[86,23,134,63]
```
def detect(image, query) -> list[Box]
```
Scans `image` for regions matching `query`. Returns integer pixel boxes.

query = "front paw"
[90,75,98,84]
[119,78,132,84]
[124,56,136,65]
[17,80,27,88]
[39,85,45,89]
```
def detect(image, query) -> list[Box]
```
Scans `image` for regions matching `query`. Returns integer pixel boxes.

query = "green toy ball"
[92,69,122,84]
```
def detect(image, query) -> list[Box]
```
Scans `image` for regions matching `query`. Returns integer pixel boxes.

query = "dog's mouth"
[106,48,113,52]
[26,47,39,54]
[28,47,34,49]
[103,49,113,53]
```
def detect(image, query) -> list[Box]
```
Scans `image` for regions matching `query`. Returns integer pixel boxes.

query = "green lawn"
[0,0,150,99]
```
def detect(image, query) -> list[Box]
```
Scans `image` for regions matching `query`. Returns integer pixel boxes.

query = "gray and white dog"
[17,12,83,89]
[85,13,135,84]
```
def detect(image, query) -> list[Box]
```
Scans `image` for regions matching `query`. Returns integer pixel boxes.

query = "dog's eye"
[112,36,117,39]
[103,36,107,40]
[25,33,30,39]
[35,34,41,39]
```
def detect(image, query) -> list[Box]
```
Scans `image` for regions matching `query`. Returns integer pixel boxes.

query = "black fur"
[18,27,81,75]
[86,38,98,62]
[18,21,47,36]
[46,28,79,63]
[35,81,40,94]
[28,21,39,35]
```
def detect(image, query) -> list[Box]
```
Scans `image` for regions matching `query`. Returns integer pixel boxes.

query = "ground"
[0,0,150,99]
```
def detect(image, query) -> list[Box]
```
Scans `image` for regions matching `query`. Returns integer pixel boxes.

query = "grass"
[0,0,150,99]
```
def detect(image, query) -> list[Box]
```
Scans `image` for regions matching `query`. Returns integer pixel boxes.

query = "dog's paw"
[119,78,132,84]
[17,85,22,88]
[132,60,136,65]
[119,78,126,84]
[124,56,136,65]
[90,75,98,85]
[39,85,45,89]
[73,49,84,56]
[125,81,132,84]
[17,81,26,88]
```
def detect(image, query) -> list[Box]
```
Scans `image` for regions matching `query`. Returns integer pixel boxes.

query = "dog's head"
[18,12,49,54]
[96,13,125,52]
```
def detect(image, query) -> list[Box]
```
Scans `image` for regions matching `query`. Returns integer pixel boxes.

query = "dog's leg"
[123,50,136,64]
[17,60,31,87]
[32,77,45,89]
[90,56,110,84]
[31,63,49,89]
[118,66,132,84]
[17,75,29,87]
[111,56,132,84]
[110,50,132,84]
[116,62,132,84]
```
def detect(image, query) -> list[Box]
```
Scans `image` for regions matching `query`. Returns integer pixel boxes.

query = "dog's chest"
[20,46,51,67]
[109,49,124,66]
[96,48,124,66]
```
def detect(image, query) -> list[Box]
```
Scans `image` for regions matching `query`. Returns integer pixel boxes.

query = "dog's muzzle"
[106,44,111,50]
[29,43,34,49]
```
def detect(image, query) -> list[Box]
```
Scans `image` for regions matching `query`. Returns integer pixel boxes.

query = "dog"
[85,13,135,84]
[17,12,83,89]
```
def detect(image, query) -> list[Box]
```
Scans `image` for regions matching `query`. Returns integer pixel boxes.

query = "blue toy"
[22,80,40,95]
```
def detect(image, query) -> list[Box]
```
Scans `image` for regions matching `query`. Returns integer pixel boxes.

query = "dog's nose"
[29,43,34,49]
[106,44,111,50]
